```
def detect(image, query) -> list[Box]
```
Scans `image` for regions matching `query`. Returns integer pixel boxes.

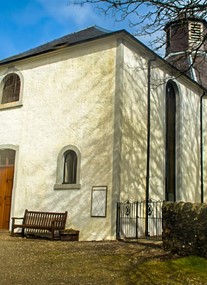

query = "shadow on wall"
[120,53,165,202]
[14,42,202,240]
[119,49,201,203]
[51,53,115,240]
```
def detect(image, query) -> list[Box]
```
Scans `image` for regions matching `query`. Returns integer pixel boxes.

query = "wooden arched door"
[0,150,15,229]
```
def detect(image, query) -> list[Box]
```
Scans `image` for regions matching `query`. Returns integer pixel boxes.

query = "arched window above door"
[0,149,16,166]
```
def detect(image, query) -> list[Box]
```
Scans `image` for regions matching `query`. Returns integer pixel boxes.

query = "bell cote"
[164,16,207,57]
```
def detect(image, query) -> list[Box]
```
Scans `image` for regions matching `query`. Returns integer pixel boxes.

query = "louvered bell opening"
[2,73,21,104]
[189,22,203,48]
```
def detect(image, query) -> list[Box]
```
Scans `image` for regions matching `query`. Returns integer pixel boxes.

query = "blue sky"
[0,0,134,60]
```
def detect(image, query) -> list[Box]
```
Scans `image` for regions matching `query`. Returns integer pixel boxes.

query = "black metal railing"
[116,200,163,240]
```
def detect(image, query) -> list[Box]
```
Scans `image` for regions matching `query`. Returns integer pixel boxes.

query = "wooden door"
[0,166,14,229]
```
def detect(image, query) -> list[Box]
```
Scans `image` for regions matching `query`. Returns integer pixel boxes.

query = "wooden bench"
[11,209,68,240]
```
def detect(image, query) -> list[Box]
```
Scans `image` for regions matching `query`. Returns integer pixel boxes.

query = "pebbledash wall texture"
[0,35,117,241]
[0,26,207,240]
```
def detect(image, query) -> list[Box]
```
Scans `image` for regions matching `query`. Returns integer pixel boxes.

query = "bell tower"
[164,14,207,88]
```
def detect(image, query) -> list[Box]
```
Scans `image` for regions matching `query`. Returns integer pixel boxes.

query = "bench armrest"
[11,217,24,220]
[11,217,24,222]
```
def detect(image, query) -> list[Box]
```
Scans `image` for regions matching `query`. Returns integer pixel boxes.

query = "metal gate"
[116,200,163,240]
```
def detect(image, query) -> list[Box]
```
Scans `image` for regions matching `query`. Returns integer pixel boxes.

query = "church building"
[0,17,207,240]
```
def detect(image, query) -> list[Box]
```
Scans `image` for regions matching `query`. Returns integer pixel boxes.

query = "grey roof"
[0,24,206,93]
[0,26,117,65]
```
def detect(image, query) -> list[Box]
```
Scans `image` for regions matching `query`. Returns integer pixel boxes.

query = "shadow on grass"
[127,255,207,285]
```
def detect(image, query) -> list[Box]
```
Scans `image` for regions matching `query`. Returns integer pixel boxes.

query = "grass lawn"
[130,256,207,285]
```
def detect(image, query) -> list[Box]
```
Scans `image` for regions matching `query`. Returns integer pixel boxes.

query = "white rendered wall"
[120,41,202,204]
[0,39,117,241]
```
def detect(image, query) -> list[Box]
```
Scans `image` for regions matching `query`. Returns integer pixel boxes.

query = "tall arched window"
[166,82,176,201]
[1,73,21,104]
[63,150,77,184]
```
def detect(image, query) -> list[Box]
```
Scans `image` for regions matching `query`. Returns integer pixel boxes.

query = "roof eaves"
[0,29,125,66]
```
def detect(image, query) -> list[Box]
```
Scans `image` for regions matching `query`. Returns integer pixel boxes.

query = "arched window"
[0,149,15,166]
[166,82,176,201]
[63,150,77,184]
[1,73,21,104]
[54,145,81,190]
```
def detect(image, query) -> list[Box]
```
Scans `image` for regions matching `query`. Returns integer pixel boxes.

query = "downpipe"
[145,57,156,238]
[200,91,205,203]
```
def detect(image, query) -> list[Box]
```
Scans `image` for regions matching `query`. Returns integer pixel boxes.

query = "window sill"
[54,183,81,190]
[0,101,23,111]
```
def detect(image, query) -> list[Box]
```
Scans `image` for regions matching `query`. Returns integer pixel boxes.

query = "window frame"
[54,145,81,190]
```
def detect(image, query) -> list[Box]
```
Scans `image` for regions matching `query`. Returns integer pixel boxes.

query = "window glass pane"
[2,74,20,104]
[64,150,77,183]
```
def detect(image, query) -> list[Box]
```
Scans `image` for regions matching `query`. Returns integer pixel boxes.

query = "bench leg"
[11,220,15,236]
[11,226,14,236]
[51,229,54,241]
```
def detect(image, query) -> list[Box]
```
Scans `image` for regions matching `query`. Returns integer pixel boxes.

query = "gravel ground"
[0,232,170,285]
